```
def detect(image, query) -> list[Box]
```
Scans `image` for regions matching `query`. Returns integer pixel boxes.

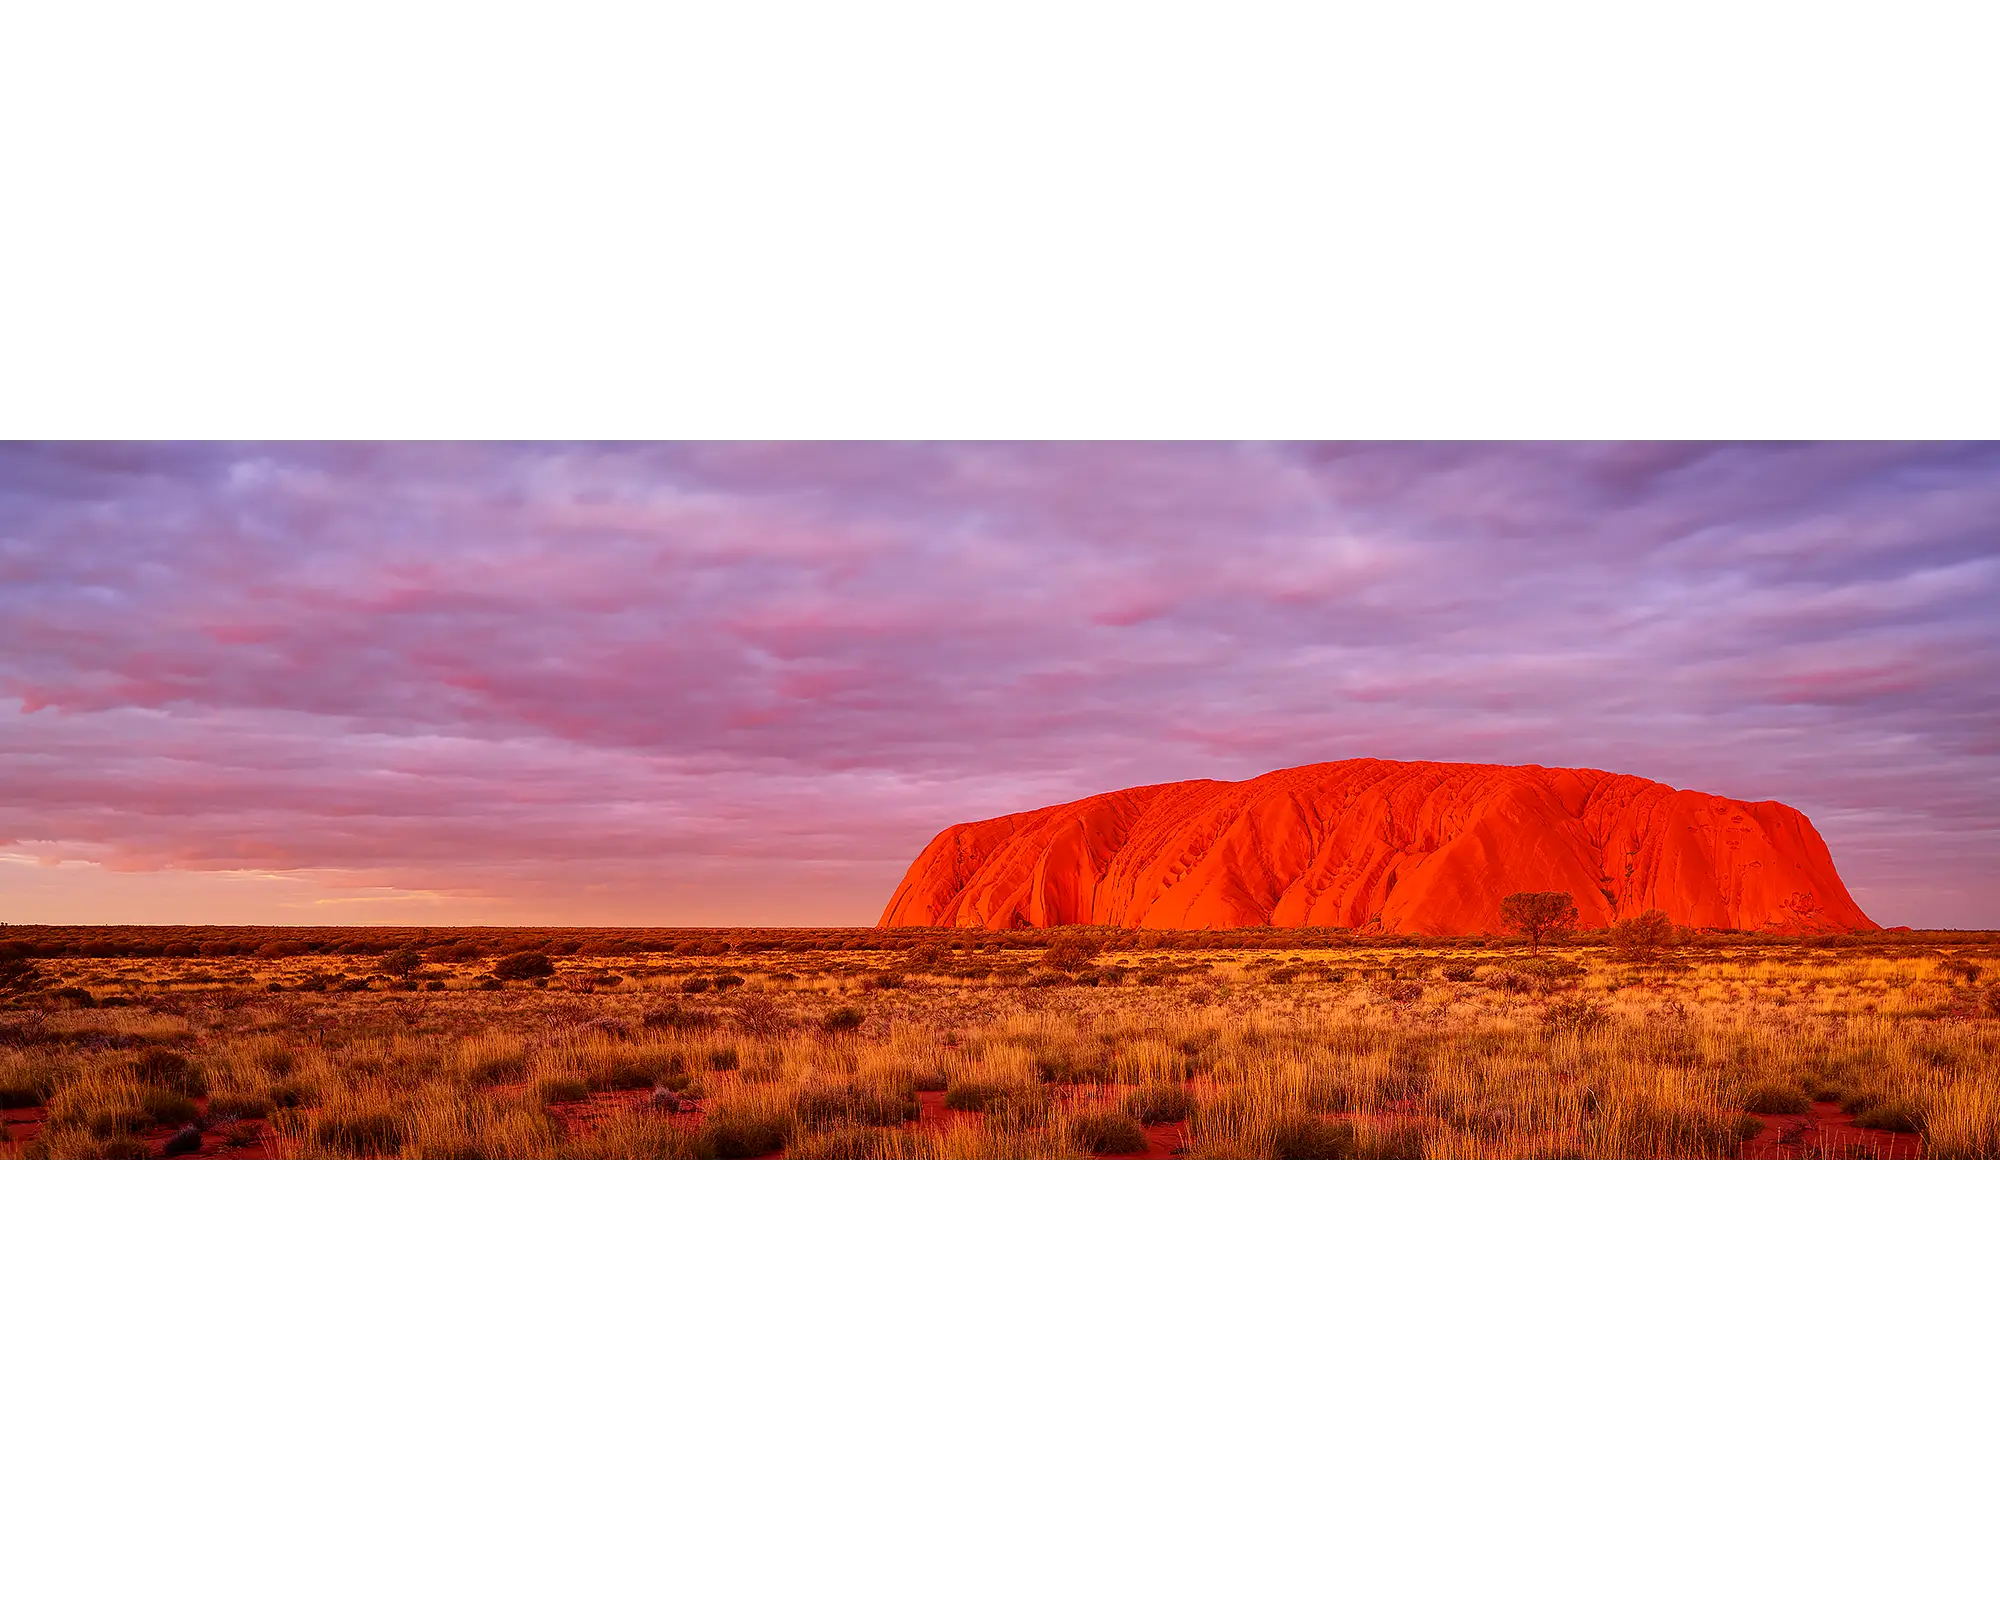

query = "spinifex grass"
[0,935,1994,1159]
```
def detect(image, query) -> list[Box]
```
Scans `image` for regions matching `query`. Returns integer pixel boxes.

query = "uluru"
[878,758,1877,935]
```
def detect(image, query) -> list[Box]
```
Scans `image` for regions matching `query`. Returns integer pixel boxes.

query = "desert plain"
[3,923,1996,1160]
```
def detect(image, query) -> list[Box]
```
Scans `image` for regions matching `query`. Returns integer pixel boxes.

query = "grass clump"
[1851,1099,1924,1135]
[943,1080,1008,1112]
[1743,1083,1812,1115]
[1270,1116,1359,1160]
[1124,1084,1193,1124]
[795,1083,918,1129]
[694,1108,791,1159]
[138,1087,202,1128]
[822,1006,865,1033]
[0,1072,50,1110]
[311,1109,405,1157]
[1357,1123,1427,1159]
[1070,1109,1149,1155]
[1034,1051,1117,1086]
[132,1047,206,1096]
[791,1126,897,1159]
[587,1059,660,1092]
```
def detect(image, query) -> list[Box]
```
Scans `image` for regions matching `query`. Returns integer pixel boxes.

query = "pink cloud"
[1,442,1996,925]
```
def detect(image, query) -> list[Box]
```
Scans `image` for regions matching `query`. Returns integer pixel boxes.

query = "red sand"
[1738,1099,1922,1160]
[879,757,1875,935]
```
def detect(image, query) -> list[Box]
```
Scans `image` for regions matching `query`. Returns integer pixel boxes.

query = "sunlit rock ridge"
[878,759,1876,935]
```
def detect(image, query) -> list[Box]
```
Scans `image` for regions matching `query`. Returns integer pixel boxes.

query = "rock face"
[877,759,1876,935]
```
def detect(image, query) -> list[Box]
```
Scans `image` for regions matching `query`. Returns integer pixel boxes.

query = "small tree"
[493,951,555,981]
[1042,931,1103,972]
[1609,909,1675,961]
[1500,891,1579,950]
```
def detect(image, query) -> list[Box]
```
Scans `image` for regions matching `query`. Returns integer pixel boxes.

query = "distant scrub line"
[0,923,1977,964]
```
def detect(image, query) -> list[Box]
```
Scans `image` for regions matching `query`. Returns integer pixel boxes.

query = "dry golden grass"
[1,932,1994,1159]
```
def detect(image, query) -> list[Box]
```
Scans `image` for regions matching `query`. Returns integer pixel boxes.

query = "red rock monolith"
[877,759,1876,934]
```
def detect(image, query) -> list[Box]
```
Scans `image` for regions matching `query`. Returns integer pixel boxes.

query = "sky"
[1,441,1995,929]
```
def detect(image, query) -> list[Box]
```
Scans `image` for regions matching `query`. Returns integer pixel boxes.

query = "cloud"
[2,442,1995,925]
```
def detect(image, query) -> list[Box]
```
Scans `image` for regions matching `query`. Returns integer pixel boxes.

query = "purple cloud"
[2,442,1995,925]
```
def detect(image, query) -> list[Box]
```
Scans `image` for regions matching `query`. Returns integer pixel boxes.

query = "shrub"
[868,971,905,990]
[1124,1084,1194,1124]
[494,952,555,981]
[161,1124,203,1158]
[1500,891,1580,949]
[377,948,425,976]
[1743,1083,1811,1115]
[1042,932,1102,973]
[712,974,745,991]
[1270,1116,1358,1159]
[708,1046,740,1071]
[1543,996,1610,1033]
[823,1006,865,1032]
[1610,909,1676,960]
[643,1004,716,1031]
[1071,1109,1149,1155]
